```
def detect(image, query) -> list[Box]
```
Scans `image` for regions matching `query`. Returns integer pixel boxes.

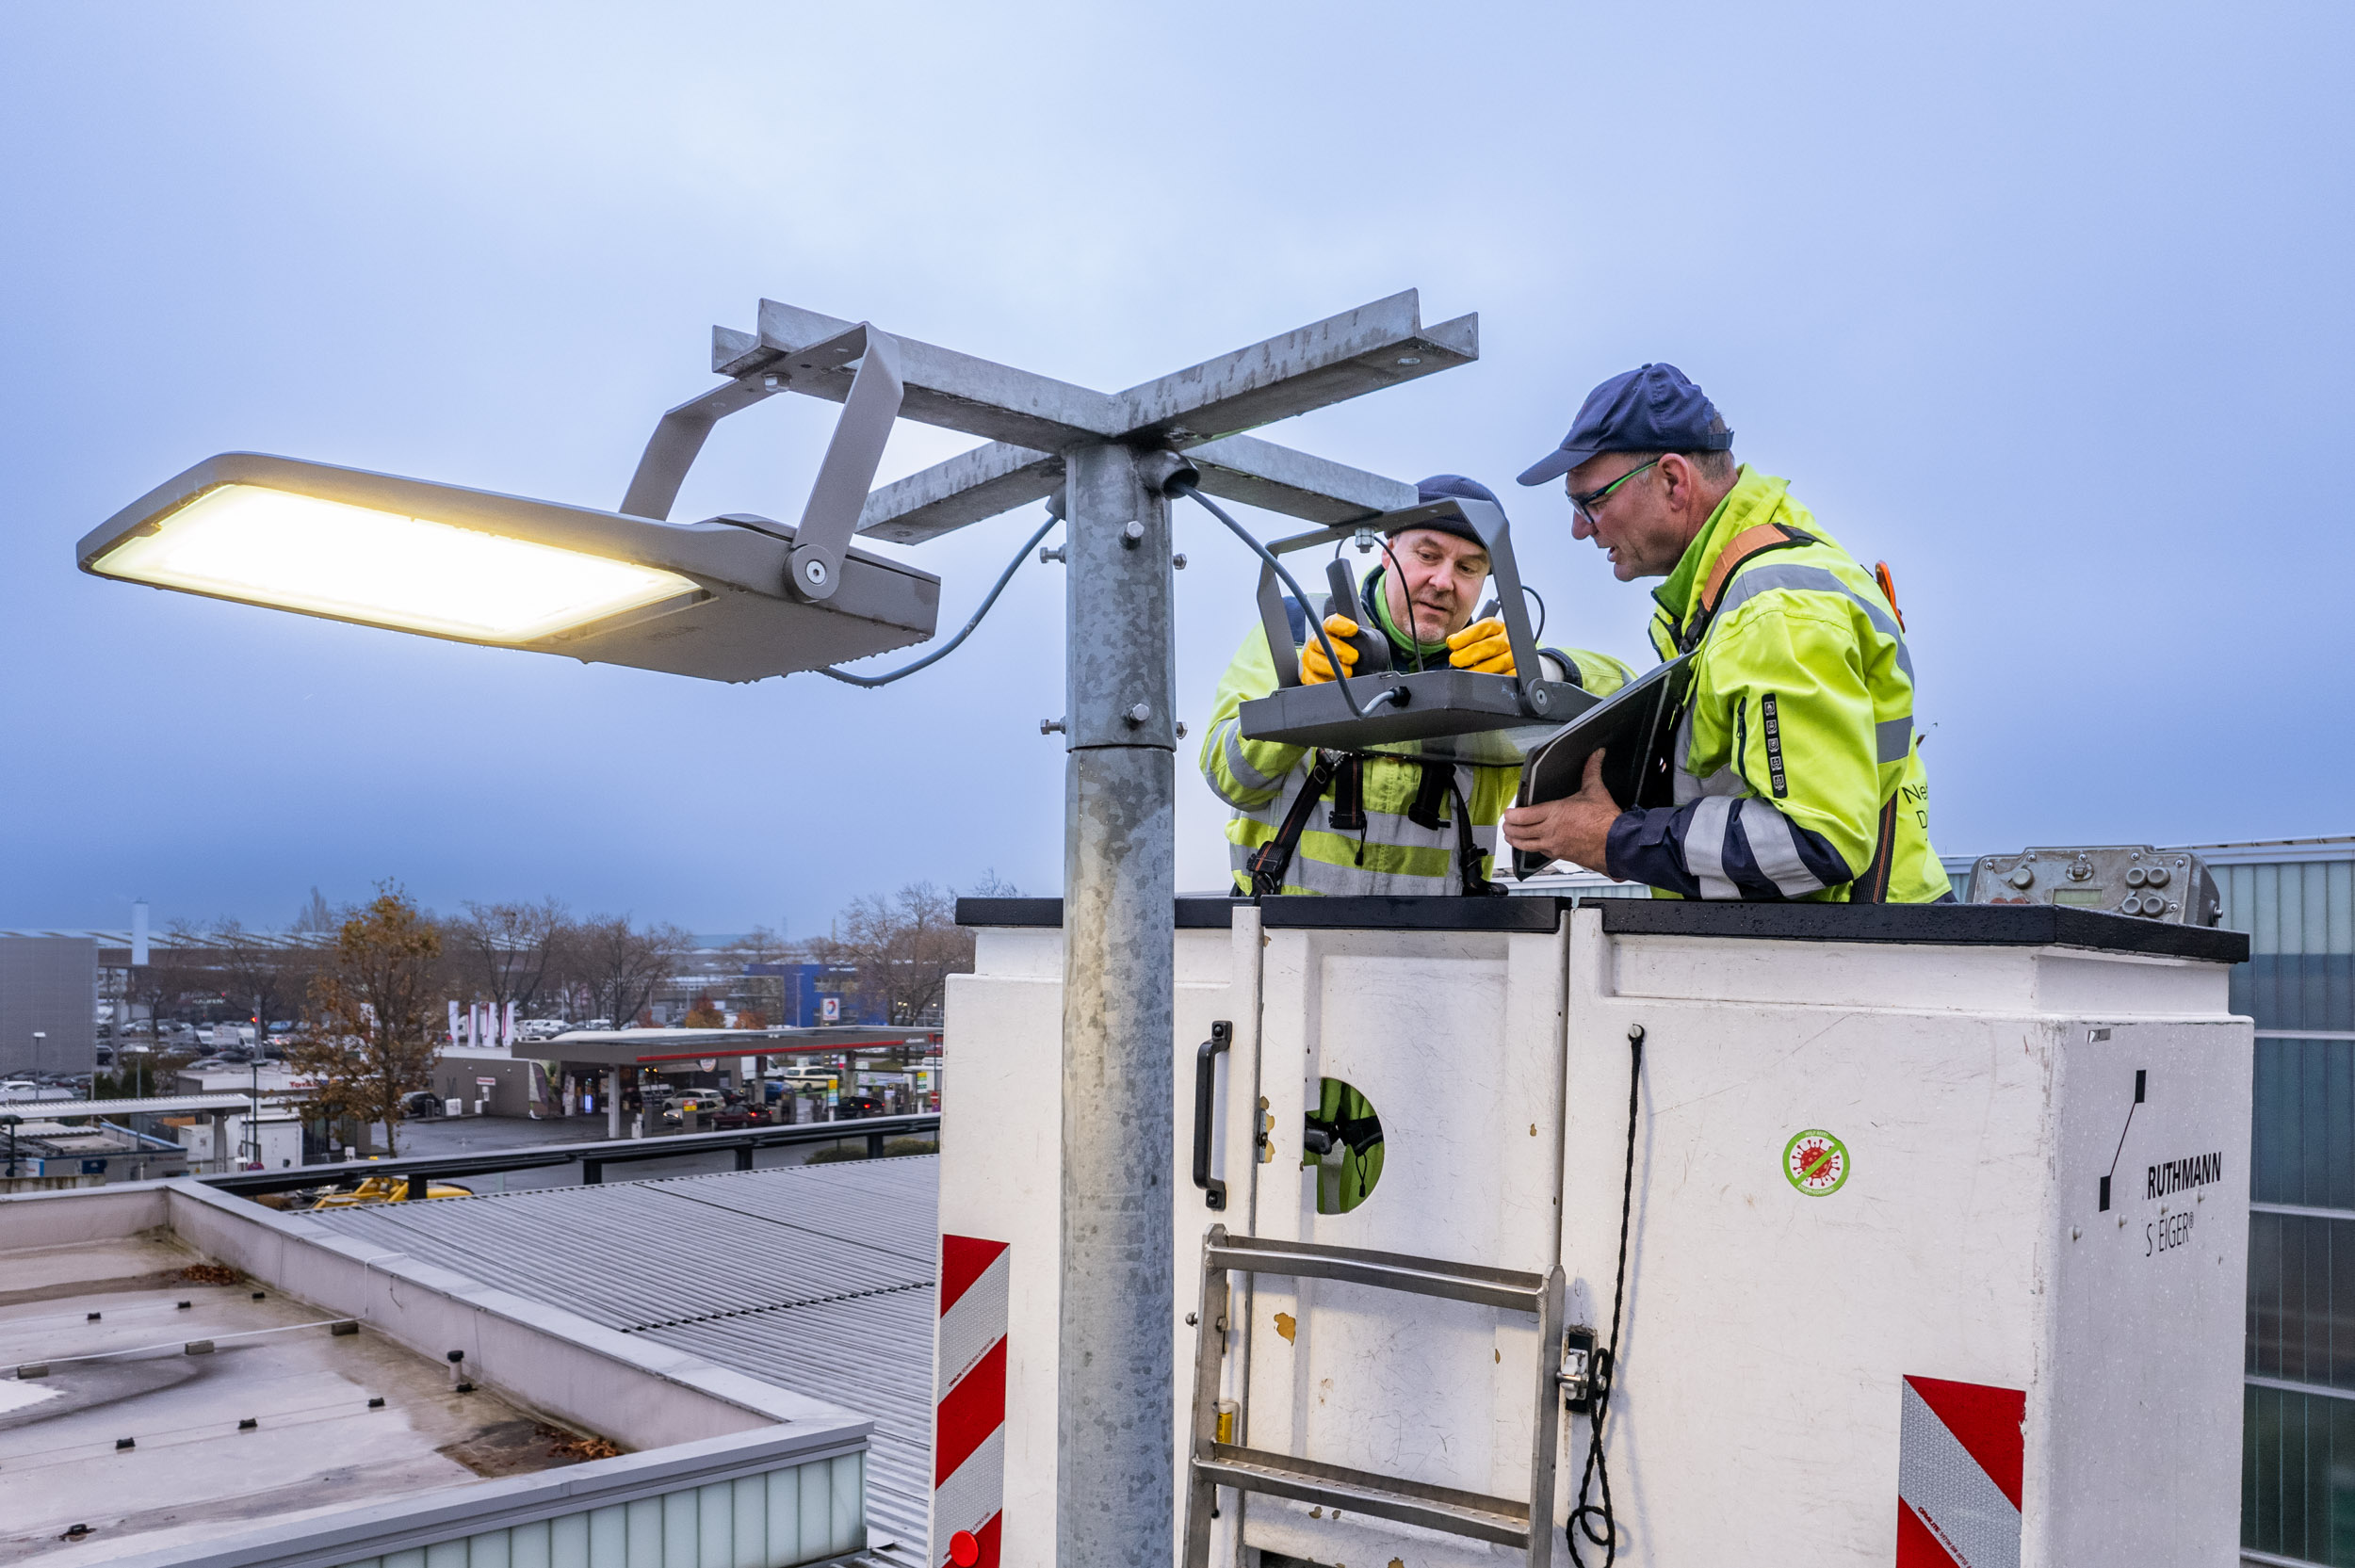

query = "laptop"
[1508,652,1695,880]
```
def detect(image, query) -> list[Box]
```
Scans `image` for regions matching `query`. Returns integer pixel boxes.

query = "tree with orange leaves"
[289,884,445,1157]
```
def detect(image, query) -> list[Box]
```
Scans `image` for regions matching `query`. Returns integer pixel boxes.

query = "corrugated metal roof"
[298,1156,941,1552]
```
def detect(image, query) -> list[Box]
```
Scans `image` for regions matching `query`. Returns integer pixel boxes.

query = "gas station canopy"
[529,1026,937,1068]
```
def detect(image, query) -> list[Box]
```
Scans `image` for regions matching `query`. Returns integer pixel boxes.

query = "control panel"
[1964,844,2222,926]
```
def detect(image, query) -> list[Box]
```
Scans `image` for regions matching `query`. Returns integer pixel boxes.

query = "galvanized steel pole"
[684,290,1470,1563]
[1058,441,1178,1565]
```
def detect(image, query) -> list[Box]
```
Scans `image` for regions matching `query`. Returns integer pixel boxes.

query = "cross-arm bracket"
[725,289,1474,540]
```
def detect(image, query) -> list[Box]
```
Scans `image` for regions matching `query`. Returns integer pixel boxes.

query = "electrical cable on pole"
[817,479,1413,716]
[1172,483,1405,719]
[817,509,1062,687]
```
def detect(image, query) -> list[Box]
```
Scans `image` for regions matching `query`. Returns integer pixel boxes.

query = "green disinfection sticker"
[1784,1129,1850,1195]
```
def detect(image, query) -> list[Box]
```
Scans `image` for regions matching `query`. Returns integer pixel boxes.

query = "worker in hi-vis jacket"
[1199,474,1632,898]
[1502,364,1950,902]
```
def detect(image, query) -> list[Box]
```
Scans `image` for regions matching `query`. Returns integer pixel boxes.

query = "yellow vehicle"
[300,1175,476,1209]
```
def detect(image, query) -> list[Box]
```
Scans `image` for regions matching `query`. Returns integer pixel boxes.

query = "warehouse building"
[0,934,97,1076]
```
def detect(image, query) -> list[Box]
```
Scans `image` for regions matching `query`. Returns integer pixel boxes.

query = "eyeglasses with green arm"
[1566,456,1661,525]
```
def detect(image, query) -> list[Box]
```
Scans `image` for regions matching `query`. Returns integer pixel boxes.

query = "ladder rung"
[1191,1442,1531,1549]
[1204,1237,1549,1313]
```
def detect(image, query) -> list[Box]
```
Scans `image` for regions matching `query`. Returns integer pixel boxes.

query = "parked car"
[706,1100,771,1131]
[659,1091,766,1131]
[400,1090,444,1119]
[289,1175,476,1210]
[658,1092,710,1129]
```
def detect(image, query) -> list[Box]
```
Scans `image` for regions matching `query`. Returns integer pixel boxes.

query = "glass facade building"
[1926,838,2355,1563]
[2206,838,2355,1567]
[1573,837,2355,1557]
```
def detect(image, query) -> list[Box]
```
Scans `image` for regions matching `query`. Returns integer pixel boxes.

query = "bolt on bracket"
[615,320,906,610]
[784,325,904,605]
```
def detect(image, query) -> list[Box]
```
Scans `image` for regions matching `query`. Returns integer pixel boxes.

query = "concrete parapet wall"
[87,1424,869,1568]
[0,1177,171,1246]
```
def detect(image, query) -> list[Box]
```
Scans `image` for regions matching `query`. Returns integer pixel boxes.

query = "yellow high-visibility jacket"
[1202,566,1632,896]
[1610,466,1950,903]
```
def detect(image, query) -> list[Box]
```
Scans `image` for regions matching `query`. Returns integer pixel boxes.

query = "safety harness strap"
[1248,752,1502,897]
[1678,520,1912,904]
[1326,755,1367,832]
[1675,523,1818,655]
[1851,789,1903,904]
[1304,1113,1386,1156]
[1405,760,1453,831]
[1248,751,1342,897]
[1449,773,1506,897]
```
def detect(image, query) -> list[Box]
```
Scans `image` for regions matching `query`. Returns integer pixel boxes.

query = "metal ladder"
[1181,1225,1567,1567]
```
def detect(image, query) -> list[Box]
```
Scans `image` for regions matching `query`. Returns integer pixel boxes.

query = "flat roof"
[0,1234,579,1562]
[295,1156,940,1548]
[0,1095,255,1120]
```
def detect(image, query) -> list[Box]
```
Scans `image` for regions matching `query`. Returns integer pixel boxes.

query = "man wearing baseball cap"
[1200,475,1632,897]
[1502,364,1950,902]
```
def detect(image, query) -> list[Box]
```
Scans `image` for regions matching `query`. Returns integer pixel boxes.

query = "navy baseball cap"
[1386,474,1502,545]
[1516,364,1733,487]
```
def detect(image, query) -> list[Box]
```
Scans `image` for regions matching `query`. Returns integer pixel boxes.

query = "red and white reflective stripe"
[1896,1374,2024,1568]
[933,1235,1009,1568]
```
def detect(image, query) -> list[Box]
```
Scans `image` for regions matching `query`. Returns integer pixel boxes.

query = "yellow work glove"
[1300,614,1362,684]
[1446,617,1515,675]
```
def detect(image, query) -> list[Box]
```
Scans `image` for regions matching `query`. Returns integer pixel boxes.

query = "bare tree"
[724,925,802,965]
[157,917,229,1029]
[290,885,444,1156]
[563,915,690,1028]
[293,887,336,934]
[813,881,973,1027]
[447,898,570,1017]
[129,938,207,1036]
[205,917,325,1038]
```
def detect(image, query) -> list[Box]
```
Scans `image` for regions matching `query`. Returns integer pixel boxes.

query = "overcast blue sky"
[3,2,2347,933]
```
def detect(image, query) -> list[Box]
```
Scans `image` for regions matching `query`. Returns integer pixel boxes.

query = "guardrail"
[200,1114,942,1199]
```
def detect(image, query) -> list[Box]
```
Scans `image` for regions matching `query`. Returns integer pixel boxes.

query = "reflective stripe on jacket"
[1606,466,1951,904]
[1203,572,1633,897]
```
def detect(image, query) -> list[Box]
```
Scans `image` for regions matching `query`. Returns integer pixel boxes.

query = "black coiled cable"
[1569,1023,1645,1566]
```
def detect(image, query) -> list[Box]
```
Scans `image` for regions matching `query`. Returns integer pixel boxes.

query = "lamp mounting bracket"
[617,321,906,607]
